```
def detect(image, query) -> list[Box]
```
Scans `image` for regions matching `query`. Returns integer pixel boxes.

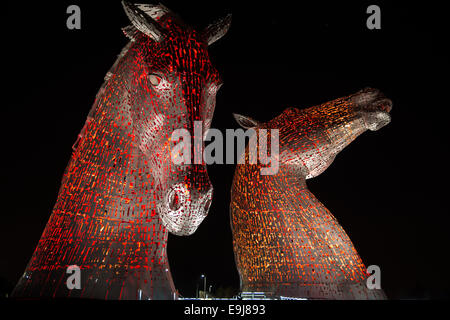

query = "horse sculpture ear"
[203,14,232,46]
[122,1,168,42]
[233,113,260,129]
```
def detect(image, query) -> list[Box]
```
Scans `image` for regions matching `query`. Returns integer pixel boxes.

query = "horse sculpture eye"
[149,74,162,86]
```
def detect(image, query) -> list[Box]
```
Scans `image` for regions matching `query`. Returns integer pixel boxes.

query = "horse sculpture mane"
[231,88,391,299]
[12,2,230,300]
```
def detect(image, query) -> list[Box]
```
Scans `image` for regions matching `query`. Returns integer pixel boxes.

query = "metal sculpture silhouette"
[12,2,230,300]
[231,88,391,299]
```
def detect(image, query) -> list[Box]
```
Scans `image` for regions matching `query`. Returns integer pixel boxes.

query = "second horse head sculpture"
[231,88,391,299]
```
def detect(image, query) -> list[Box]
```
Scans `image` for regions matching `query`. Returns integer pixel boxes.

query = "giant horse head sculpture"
[121,2,230,235]
[12,2,230,299]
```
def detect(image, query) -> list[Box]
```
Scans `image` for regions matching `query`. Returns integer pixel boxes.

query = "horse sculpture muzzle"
[353,88,393,131]
[159,170,213,236]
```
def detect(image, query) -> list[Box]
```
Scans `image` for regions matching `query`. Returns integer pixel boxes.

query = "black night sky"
[1,0,449,300]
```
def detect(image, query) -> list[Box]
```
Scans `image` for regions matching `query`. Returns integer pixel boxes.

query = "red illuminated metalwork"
[12,2,230,300]
[231,88,391,299]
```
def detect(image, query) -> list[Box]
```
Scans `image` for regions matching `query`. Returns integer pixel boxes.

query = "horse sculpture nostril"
[376,98,393,113]
[168,191,181,211]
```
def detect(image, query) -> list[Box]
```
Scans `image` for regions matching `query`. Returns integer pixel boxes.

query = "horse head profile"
[12,1,230,299]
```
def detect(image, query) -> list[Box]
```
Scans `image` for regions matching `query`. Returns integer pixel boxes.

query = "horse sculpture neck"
[231,163,386,299]
[12,41,176,300]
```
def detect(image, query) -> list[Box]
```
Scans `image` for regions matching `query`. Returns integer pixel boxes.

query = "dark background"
[1,0,449,299]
